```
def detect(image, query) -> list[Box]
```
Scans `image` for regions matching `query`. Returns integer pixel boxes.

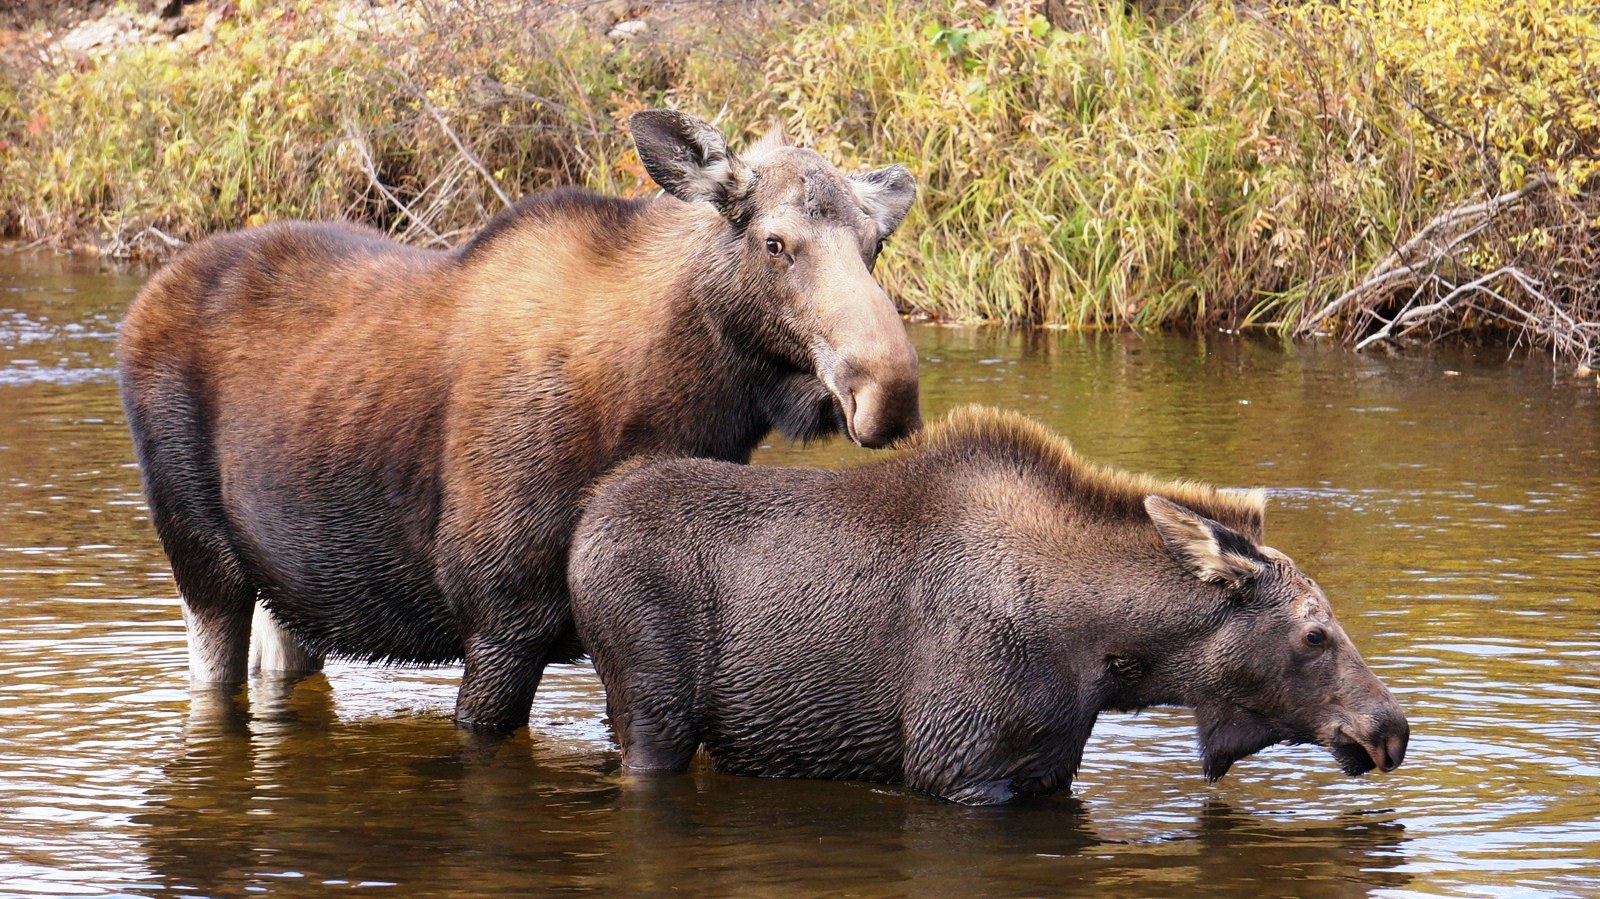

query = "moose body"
[569,407,1409,804]
[117,111,921,728]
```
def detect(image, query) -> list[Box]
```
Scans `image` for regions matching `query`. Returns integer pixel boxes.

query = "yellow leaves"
[1508,227,1553,252]
[1300,0,1600,191]
[284,91,313,123]
[285,38,326,69]
[160,138,193,168]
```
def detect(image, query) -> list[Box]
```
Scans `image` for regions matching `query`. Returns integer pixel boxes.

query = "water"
[1,248,1597,896]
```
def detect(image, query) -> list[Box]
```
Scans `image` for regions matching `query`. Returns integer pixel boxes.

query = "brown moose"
[117,110,921,729]
[568,406,1410,804]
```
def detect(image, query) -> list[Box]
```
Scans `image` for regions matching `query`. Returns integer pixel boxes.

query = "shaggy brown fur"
[569,406,1408,804]
[118,110,921,728]
[913,406,1267,534]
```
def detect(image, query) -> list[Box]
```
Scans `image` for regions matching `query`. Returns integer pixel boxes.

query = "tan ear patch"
[1145,495,1264,588]
[745,121,792,160]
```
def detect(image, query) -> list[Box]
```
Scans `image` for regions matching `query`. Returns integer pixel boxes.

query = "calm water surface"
[1,249,1597,897]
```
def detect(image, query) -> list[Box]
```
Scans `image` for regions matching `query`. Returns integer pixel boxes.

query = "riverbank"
[2,0,1596,367]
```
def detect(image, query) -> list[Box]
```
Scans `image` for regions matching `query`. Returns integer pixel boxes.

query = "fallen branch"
[1296,175,1597,369]
[344,132,449,246]
[1299,176,1553,335]
[1353,267,1518,350]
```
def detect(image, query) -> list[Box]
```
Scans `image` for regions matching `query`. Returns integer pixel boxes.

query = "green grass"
[1,0,1592,353]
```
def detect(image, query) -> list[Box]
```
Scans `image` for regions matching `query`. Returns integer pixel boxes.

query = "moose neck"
[1092,548,1232,716]
[661,207,841,452]
[453,190,841,461]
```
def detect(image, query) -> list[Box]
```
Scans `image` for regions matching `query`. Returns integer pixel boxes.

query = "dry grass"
[1,0,1594,367]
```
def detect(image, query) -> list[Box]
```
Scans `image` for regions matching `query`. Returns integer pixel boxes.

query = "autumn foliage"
[1,0,1594,365]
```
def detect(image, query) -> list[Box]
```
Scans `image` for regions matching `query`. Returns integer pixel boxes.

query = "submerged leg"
[176,576,255,684]
[453,634,550,731]
[614,704,698,772]
[128,383,257,685]
[248,601,325,677]
[157,527,259,684]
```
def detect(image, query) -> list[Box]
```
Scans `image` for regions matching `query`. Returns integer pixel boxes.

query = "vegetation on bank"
[0,0,1595,367]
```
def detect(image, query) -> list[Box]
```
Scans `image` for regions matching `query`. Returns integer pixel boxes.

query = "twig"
[140,226,186,249]
[413,90,514,210]
[344,132,448,246]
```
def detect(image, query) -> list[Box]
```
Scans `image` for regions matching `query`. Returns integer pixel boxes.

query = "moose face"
[1144,496,1410,781]
[631,110,921,448]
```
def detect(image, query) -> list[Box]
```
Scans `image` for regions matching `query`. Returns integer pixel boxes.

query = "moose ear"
[1144,495,1264,588]
[849,165,917,236]
[630,109,751,213]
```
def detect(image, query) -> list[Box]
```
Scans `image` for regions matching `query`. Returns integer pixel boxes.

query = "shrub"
[1,0,1594,364]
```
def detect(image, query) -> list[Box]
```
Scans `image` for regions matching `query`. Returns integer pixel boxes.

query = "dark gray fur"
[568,406,1409,804]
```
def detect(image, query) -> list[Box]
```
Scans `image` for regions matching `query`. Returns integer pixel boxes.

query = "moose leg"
[178,585,253,684]
[592,645,699,770]
[127,379,259,684]
[161,527,255,684]
[142,466,256,685]
[613,703,698,771]
[435,450,590,730]
[453,633,550,731]
[248,601,325,677]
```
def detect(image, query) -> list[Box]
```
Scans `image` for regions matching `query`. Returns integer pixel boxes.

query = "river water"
[1,249,1596,896]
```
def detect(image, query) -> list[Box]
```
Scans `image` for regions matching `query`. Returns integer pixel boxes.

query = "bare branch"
[413,89,515,210]
[344,132,449,246]
[1298,176,1557,335]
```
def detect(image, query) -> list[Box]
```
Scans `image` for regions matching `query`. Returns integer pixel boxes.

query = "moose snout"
[845,372,922,448]
[821,317,922,449]
[1372,712,1410,773]
[1337,708,1409,775]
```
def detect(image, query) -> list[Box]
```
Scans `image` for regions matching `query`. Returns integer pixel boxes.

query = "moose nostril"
[1375,716,1409,772]
[1386,731,1408,771]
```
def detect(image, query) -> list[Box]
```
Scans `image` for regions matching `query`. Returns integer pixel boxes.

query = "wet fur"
[569,406,1407,803]
[118,115,919,727]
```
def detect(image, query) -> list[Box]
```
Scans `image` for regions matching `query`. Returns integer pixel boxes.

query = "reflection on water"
[1,248,1596,895]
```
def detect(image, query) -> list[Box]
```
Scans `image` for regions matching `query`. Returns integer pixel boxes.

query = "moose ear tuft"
[1144,495,1264,589]
[630,110,751,215]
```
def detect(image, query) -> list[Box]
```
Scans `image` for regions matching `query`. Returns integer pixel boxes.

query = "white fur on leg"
[182,601,249,684]
[249,601,324,677]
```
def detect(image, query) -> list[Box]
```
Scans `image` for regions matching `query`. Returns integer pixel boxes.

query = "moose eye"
[765,237,785,257]
[1305,628,1327,647]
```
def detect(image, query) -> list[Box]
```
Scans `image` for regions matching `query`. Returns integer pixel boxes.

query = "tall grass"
[757,0,1437,326]
[0,2,671,252]
[1,0,1594,360]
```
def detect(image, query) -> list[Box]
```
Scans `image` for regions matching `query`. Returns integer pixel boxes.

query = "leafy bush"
[1282,0,1599,364]
[1,0,1594,363]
